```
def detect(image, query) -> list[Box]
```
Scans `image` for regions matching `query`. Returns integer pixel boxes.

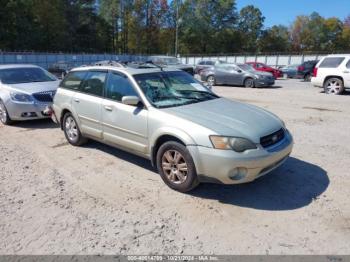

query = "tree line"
[0,0,349,55]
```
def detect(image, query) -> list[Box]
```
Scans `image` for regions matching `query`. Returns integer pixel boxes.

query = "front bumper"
[255,78,275,87]
[188,130,293,184]
[6,101,52,121]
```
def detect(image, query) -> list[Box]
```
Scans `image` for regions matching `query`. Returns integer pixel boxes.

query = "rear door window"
[346,59,350,69]
[319,57,345,68]
[60,71,87,90]
[79,71,107,97]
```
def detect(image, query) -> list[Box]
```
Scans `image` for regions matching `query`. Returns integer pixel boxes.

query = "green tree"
[238,5,265,52]
[258,25,290,52]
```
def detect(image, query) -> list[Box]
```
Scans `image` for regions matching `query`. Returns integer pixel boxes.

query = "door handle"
[104,105,113,111]
[343,71,349,74]
[74,98,80,103]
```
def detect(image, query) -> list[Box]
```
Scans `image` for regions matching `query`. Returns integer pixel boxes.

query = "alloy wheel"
[65,116,78,141]
[325,79,343,95]
[161,150,188,184]
[245,78,254,88]
[207,76,215,86]
[0,102,7,124]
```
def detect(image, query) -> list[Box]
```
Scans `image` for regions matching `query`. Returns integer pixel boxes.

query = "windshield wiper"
[155,95,203,102]
[178,90,219,98]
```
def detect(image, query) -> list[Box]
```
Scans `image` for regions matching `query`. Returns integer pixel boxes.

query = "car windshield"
[0,67,57,84]
[156,57,181,65]
[238,64,255,72]
[134,71,219,108]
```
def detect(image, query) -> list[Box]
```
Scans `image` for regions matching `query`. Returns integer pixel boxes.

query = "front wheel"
[244,78,255,88]
[323,78,344,95]
[206,75,216,86]
[63,113,87,146]
[156,141,199,192]
[0,100,13,125]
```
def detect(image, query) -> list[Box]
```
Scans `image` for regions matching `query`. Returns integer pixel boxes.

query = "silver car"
[0,64,60,125]
[52,65,293,192]
[200,63,275,88]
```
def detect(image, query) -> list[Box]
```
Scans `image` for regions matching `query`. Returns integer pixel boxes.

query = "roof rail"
[93,60,127,67]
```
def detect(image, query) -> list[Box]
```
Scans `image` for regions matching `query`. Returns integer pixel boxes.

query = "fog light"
[229,167,248,181]
[21,112,37,117]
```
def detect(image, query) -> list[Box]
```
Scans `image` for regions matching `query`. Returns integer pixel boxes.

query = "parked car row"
[195,59,320,82]
[0,62,293,192]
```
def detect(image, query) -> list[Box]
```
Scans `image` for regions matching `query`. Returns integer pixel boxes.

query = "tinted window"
[105,72,138,102]
[206,61,215,65]
[60,71,87,90]
[319,57,345,68]
[198,61,205,65]
[346,60,350,69]
[80,71,107,96]
[0,67,56,84]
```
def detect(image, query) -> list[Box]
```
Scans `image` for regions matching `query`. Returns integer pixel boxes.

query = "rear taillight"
[298,66,305,72]
[313,67,318,77]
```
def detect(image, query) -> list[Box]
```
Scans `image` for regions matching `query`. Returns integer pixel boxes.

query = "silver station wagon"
[51,65,293,192]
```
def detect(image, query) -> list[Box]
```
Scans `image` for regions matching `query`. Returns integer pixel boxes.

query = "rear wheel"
[304,73,311,82]
[63,113,87,146]
[206,75,216,86]
[156,141,199,192]
[244,78,255,88]
[0,100,13,125]
[323,78,344,95]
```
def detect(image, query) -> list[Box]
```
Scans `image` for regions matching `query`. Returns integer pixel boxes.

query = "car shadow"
[83,140,156,173]
[189,157,329,211]
[9,119,58,129]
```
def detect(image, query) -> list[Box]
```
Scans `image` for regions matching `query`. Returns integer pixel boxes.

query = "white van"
[311,54,350,95]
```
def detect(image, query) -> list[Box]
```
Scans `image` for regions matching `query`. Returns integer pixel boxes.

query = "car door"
[225,65,242,85]
[214,64,228,84]
[101,71,148,154]
[73,70,107,139]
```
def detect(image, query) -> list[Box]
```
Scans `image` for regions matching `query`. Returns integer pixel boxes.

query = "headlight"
[254,74,264,79]
[10,92,34,103]
[210,136,257,152]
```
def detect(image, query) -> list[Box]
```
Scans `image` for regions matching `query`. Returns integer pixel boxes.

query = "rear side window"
[319,57,345,68]
[60,71,87,90]
[80,71,107,97]
[347,60,350,69]
[105,72,138,102]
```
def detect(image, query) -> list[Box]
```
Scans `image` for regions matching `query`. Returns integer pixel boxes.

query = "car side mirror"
[237,69,242,73]
[122,96,141,106]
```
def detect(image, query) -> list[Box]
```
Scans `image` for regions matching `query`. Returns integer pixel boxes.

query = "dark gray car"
[200,63,275,88]
[148,56,194,75]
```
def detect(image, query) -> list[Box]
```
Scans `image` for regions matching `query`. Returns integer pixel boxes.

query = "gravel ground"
[0,79,349,255]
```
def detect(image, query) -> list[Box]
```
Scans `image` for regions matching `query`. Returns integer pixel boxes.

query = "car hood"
[163,98,283,142]
[7,81,60,94]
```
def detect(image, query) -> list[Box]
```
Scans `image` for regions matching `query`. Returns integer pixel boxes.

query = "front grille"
[33,91,56,102]
[260,128,285,148]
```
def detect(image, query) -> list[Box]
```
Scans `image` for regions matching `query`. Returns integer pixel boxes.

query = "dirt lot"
[0,79,349,255]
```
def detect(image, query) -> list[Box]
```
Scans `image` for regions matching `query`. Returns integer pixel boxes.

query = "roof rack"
[93,60,127,67]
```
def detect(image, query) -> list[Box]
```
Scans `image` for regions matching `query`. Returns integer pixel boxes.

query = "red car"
[246,62,282,79]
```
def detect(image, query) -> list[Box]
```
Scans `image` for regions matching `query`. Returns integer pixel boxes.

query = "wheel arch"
[323,75,344,87]
[60,108,72,130]
[150,130,195,167]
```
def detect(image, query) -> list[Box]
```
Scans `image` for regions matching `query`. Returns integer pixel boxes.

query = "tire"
[156,141,199,192]
[63,112,87,146]
[206,75,216,86]
[244,78,255,88]
[304,73,311,82]
[0,100,13,125]
[323,78,344,95]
